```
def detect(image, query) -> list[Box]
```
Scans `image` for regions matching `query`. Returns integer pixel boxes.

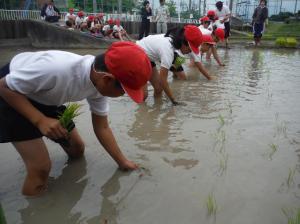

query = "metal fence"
[0,9,199,24]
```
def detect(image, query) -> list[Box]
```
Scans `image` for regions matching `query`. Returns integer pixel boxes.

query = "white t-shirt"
[75,16,84,26]
[45,5,56,16]
[113,25,124,32]
[102,24,111,32]
[65,12,76,21]
[155,5,170,23]
[215,5,230,23]
[199,25,212,35]
[176,50,201,63]
[6,50,109,116]
[136,34,174,69]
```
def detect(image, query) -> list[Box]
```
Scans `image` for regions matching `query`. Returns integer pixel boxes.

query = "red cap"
[214,28,225,41]
[207,10,216,17]
[184,25,203,54]
[69,8,74,12]
[107,18,114,25]
[77,11,84,17]
[202,34,216,45]
[88,15,95,21]
[104,42,152,103]
[200,16,210,22]
[115,19,121,25]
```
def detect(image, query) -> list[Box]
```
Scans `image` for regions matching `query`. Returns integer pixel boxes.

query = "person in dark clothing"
[41,0,61,23]
[139,0,152,40]
[252,0,268,46]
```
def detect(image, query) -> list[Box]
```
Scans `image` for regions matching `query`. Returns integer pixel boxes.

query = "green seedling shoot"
[287,167,296,188]
[267,143,278,160]
[218,114,225,126]
[282,207,300,224]
[206,193,217,216]
[58,103,82,132]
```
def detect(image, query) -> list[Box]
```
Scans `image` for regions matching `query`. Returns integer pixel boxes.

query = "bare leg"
[60,127,85,159]
[13,138,51,196]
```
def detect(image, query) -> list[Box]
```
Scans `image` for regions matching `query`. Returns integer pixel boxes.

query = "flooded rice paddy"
[0,47,299,224]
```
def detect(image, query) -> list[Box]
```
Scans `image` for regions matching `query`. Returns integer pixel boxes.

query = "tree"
[165,0,176,17]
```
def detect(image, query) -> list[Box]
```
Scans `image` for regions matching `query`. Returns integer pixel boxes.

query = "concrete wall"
[0,20,113,48]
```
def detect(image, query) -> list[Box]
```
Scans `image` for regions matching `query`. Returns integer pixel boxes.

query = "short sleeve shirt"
[136,34,174,69]
[155,5,170,22]
[215,5,230,23]
[113,25,124,32]
[5,50,109,116]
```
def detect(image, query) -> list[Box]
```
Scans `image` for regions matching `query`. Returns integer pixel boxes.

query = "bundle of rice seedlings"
[286,38,298,48]
[173,55,186,69]
[275,37,286,47]
[58,103,82,132]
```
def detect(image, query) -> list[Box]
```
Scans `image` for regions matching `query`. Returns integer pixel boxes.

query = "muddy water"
[0,47,299,224]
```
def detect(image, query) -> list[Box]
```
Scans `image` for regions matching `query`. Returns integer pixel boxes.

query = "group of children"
[64,9,131,41]
[0,3,235,196]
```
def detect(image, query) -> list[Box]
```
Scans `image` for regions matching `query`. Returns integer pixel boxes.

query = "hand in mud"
[36,116,68,140]
[172,100,186,106]
[119,160,139,171]
[208,75,217,80]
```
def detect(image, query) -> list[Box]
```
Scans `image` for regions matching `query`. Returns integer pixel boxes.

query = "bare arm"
[92,113,138,170]
[194,61,214,80]
[212,46,225,66]
[159,67,177,104]
[0,78,67,139]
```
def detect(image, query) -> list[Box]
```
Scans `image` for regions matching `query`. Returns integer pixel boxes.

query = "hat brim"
[121,84,144,104]
[188,42,200,54]
[204,41,216,45]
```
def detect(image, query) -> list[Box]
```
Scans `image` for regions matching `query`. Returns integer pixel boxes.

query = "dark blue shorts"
[253,23,264,38]
[0,63,74,145]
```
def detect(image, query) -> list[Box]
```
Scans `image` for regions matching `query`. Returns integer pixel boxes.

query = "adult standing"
[252,0,268,46]
[155,0,170,34]
[215,1,231,48]
[139,0,152,40]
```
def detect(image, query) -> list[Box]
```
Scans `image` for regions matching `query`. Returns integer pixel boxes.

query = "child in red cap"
[112,19,132,41]
[201,34,225,66]
[0,42,151,196]
[102,18,114,38]
[137,25,213,105]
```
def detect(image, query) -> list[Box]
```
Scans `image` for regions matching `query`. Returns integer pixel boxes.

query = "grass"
[287,167,296,188]
[206,193,218,216]
[266,21,300,38]
[232,21,300,41]
[58,103,82,132]
[282,208,300,224]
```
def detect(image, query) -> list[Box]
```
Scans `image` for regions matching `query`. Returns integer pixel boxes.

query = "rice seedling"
[217,114,225,127]
[206,193,217,216]
[275,121,287,138]
[218,153,229,175]
[287,167,296,188]
[0,204,6,224]
[58,103,82,132]
[282,207,300,224]
[227,101,233,114]
[266,143,278,160]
